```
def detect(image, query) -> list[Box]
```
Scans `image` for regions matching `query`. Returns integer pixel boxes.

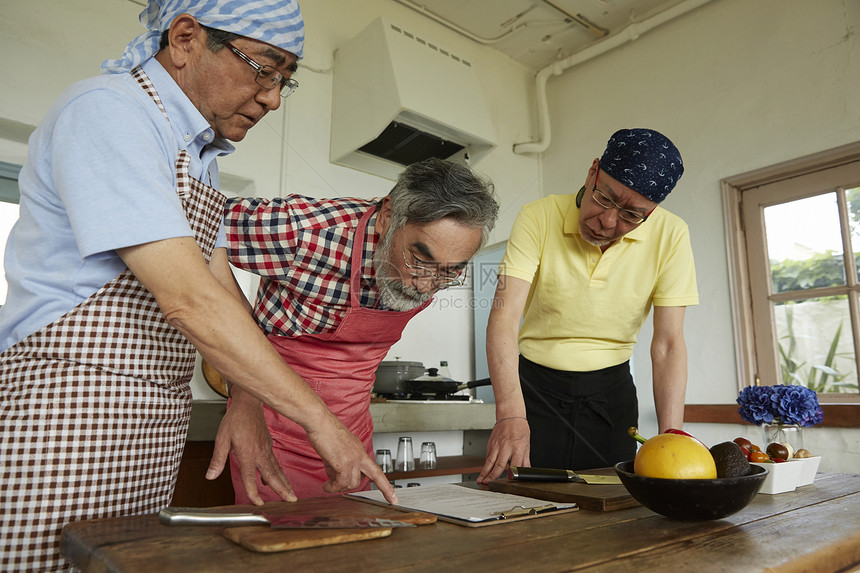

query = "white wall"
[540,0,860,472]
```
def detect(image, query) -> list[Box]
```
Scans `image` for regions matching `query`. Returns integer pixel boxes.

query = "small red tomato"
[749,451,770,463]
[739,445,752,460]
[749,444,762,453]
[772,457,787,463]
[766,442,789,461]
[733,437,753,450]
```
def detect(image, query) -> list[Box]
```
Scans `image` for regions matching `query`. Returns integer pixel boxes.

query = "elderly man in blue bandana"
[477,128,699,483]
[0,2,396,570]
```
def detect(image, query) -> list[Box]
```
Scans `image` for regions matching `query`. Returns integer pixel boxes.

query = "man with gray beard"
[218,158,498,501]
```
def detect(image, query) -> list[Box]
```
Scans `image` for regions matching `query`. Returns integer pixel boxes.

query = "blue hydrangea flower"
[772,385,824,427]
[736,384,823,427]
[736,386,775,425]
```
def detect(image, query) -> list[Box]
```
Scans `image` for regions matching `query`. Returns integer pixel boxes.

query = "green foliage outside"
[770,251,850,293]
[770,187,860,394]
[776,305,856,393]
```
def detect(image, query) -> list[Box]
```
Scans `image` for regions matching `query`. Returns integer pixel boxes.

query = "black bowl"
[614,460,768,521]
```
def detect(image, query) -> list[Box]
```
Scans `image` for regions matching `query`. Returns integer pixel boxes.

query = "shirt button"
[592,258,598,263]
[184,134,191,142]
[203,133,211,141]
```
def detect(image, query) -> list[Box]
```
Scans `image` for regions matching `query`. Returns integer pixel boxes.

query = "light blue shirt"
[0,58,231,352]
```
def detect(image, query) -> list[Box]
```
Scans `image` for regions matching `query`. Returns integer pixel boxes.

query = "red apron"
[0,67,224,572]
[230,207,429,501]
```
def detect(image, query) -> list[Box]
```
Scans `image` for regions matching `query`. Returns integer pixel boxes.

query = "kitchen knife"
[158,507,417,529]
[510,466,582,482]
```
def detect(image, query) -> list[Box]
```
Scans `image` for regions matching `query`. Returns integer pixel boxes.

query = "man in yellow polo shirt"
[477,128,698,481]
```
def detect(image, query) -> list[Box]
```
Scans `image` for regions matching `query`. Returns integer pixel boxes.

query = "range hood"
[330,17,497,180]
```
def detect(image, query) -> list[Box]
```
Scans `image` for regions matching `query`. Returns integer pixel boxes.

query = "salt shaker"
[419,441,437,469]
[395,437,415,471]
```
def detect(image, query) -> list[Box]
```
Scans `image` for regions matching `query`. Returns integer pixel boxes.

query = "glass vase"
[761,420,803,454]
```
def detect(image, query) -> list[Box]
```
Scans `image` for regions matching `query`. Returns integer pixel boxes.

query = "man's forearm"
[119,237,336,433]
[652,346,688,432]
[486,319,527,420]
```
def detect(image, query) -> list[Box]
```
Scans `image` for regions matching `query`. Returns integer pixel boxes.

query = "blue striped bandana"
[102,0,304,74]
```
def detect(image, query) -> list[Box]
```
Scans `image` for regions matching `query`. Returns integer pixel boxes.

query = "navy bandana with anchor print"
[599,128,683,203]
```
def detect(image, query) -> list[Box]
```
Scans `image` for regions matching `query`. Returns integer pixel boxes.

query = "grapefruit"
[633,433,717,479]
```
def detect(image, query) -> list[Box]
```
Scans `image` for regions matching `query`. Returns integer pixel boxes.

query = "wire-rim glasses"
[401,245,466,289]
[592,168,650,225]
[223,42,298,98]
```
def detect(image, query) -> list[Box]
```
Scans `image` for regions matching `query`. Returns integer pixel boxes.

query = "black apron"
[520,355,638,471]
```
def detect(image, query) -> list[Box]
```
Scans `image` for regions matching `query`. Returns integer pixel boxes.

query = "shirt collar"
[140,58,235,156]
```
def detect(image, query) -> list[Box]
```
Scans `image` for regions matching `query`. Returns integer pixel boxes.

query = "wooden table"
[61,473,860,573]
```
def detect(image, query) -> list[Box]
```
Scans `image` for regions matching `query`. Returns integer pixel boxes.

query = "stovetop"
[374,393,483,404]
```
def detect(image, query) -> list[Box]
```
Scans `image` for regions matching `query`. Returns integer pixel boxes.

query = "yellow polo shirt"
[500,194,698,372]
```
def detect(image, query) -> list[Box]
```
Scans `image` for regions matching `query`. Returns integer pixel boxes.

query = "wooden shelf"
[685,403,860,427]
[385,454,485,480]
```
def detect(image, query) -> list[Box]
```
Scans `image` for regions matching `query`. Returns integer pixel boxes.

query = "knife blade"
[510,466,582,482]
[158,507,416,529]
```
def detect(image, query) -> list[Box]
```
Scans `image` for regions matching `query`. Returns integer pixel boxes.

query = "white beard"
[373,228,432,312]
[583,236,612,248]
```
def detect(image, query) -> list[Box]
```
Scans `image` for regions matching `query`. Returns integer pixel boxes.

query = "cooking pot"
[373,360,427,395]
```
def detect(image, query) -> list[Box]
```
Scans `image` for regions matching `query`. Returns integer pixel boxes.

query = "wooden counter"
[61,473,860,573]
[369,401,495,432]
[187,400,495,440]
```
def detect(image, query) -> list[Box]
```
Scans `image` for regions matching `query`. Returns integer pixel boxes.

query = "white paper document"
[348,484,576,523]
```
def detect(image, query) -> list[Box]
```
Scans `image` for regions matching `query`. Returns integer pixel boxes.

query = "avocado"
[709,441,752,478]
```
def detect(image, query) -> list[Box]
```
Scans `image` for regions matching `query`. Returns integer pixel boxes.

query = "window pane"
[0,201,19,304]
[774,296,858,393]
[765,193,845,294]
[848,187,860,284]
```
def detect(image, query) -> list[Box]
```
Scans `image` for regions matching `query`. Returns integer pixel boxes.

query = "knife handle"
[158,507,269,527]
[510,467,578,482]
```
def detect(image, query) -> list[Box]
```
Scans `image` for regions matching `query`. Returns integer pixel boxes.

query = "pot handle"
[466,378,492,388]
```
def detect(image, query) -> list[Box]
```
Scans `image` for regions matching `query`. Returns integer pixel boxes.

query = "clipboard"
[346,483,578,527]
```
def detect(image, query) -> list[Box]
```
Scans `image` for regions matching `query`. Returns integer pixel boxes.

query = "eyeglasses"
[223,42,299,98]
[402,246,467,289]
[591,168,651,225]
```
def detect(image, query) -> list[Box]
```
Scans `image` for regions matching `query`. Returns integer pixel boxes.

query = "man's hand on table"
[307,418,399,505]
[477,417,531,484]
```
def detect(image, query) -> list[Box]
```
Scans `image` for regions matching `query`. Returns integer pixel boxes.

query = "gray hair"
[387,158,499,247]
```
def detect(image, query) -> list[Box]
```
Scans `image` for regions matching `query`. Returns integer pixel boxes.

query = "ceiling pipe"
[394,0,532,45]
[513,0,716,155]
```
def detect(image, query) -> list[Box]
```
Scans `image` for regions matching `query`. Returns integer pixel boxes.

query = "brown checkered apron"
[0,67,225,572]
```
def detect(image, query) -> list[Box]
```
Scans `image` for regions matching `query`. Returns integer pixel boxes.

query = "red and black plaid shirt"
[224,194,382,337]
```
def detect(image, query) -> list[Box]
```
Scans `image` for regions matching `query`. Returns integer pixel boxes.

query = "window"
[0,161,22,306]
[723,143,860,405]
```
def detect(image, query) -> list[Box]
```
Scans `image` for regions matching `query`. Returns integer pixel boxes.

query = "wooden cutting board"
[223,526,392,552]
[488,467,640,512]
[223,511,437,553]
